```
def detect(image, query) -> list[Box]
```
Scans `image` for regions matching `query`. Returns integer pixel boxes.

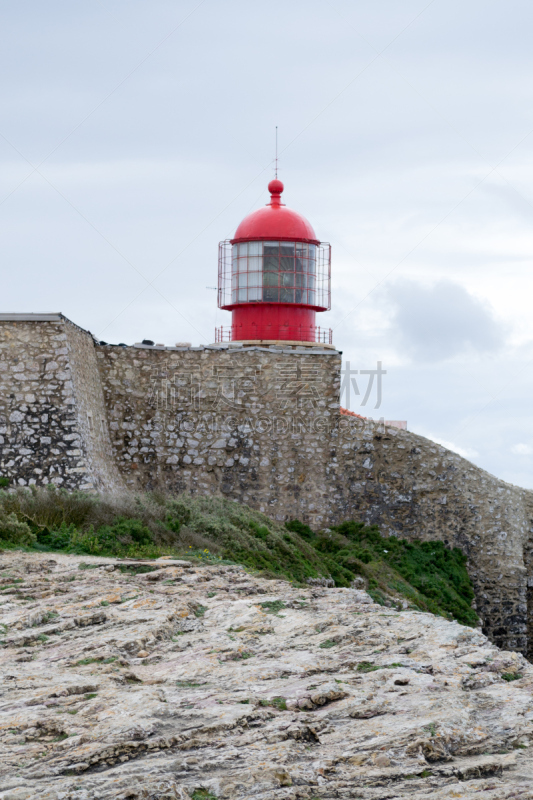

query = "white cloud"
[511,443,533,456]
[425,436,479,461]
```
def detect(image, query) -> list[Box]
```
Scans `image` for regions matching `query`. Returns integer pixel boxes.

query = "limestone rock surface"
[1,552,533,799]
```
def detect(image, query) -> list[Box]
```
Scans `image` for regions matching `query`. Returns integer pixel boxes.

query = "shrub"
[0,486,171,542]
[329,520,478,626]
[37,517,156,557]
[0,513,36,546]
[285,519,315,541]
[37,522,76,550]
[0,487,478,626]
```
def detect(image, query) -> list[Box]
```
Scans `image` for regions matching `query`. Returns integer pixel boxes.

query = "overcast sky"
[2,1,533,487]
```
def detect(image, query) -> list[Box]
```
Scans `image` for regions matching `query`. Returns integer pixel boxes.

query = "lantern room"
[216,179,332,344]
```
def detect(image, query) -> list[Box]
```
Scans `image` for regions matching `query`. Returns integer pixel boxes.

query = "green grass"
[259,696,287,711]
[260,600,286,615]
[356,661,406,673]
[1,580,24,591]
[312,520,478,626]
[0,486,478,626]
[319,639,337,649]
[34,611,58,626]
[357,661,381,673]
[502,672,522,682]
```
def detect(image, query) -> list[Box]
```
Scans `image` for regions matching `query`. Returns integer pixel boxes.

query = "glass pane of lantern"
[248,241,262,256]
[308,290,316,305]
[238,288,247,302]
[295,272,307,288]
[308,275,315,290]
[308,245,317,272]
[248,287,261,301]
[280,243,294,271]
[263,270,278,287]
[280,288,294,303]
[248,271,261,287]
[248,255,261,271]
[238,243,248,256]
[263,287,279,302]
[238,272,248,287]
[263,254,278,271]
[295,289,305,303]
[295,244,307,272]
[281,272,294,287]
[232,289,237,303]
[263,242,279,272]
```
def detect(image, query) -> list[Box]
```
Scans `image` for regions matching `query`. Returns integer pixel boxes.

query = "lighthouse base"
[218,304,332,343]
[215,328,333,345]
[212,337,335,349]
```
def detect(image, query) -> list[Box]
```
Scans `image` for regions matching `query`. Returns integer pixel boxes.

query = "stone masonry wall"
[63,322,123,493]
[0,316,122,492]
[332,418,532,655]
[94,341,340,517]
[1,315,533,657]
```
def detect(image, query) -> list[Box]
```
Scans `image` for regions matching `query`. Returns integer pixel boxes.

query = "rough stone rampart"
[0,316,121,492]
[1,315,532,657]
[95,340,340,518]
[333,419,531,654]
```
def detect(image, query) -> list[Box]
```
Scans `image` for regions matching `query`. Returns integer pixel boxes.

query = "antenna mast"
[275,126,278,179]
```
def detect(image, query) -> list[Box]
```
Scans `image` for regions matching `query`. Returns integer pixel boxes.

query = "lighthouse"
[216,180,332,345]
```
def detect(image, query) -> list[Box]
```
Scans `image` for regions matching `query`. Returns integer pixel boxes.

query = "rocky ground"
[1,553,533,799]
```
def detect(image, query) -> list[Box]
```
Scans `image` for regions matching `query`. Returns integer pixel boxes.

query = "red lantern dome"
[216,180,331,344]
[232,180,319,244]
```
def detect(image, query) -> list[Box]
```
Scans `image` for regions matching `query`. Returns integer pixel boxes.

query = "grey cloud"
[384,279,505,362]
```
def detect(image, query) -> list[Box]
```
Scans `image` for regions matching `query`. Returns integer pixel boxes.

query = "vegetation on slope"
[0,486,478,626]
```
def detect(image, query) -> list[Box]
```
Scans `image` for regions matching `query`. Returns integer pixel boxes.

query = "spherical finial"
[268,179,284,196]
